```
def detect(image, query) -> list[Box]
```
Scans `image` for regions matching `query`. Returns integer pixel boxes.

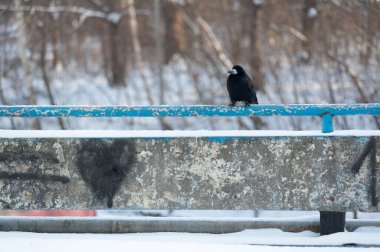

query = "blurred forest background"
[0,0,379,130]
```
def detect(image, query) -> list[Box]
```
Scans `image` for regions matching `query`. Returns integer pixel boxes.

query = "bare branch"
[0,4,150,24]
[196,16,233,68]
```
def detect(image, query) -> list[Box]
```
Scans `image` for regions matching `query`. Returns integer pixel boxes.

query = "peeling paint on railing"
[0,104,379,118]
[1,104,378,133]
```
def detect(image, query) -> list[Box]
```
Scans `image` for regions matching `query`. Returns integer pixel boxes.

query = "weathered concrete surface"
[0,136,379,211]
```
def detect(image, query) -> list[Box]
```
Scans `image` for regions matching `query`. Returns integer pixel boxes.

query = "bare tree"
[154,0,165,105]
[301,0,318,63]
[3,1,130,87]
[162,0,187,63]
[126,0,172,129]
[37,17,65,129]
[242,0,264,90]
[0,63,16,129]
[15,0,41,129]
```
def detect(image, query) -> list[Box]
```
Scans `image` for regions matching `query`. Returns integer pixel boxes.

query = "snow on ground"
[1,227,380,252]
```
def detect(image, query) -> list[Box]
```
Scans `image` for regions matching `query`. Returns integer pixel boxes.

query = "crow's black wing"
[244,75,255,93]
[245,75,259,104]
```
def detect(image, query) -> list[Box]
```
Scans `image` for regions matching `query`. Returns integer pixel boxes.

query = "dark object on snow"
[227,65,258,106]
[320,211,346,235]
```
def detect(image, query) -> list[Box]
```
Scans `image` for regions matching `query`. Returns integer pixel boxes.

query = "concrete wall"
[0,135,379,211]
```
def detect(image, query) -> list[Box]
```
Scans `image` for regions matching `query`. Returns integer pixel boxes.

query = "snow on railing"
[0,104,379,133]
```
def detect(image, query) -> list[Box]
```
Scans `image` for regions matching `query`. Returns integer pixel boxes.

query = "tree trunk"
[242,0,266,129]
[15,0,41,129]
[243,0,264,90]
[162,1,186,63]
[301,0,317,63]
[0,66,16,129]
[108,22,126,87]
[126,0,172,130]
[38,21,65,130]
[154,0,165,105]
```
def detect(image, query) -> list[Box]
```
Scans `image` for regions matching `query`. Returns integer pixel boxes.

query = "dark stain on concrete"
[351,137,378,206]
[369,138,377,207]
[0,141,68,185]
[351,138,376,174]
[0,171,70,184]
[76,139,135,208]
[0,151,59,164]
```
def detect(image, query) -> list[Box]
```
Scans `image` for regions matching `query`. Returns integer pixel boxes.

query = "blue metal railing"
[0,104,379,133]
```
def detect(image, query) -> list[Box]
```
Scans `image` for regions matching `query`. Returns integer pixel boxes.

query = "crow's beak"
[228,69,237,75]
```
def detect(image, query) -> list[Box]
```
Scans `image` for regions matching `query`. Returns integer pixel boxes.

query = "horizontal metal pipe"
[0,104,379,118]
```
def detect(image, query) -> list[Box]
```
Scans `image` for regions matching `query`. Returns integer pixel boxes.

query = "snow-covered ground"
[2,227,380,252]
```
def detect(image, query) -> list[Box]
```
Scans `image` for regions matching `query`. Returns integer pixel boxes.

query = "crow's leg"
[244,101,251,107]
[229,101,236,106]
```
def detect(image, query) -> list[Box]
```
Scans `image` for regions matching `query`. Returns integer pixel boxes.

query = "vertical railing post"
[321,111,345,235]
[322,112,333,133]
[320,211,346,235]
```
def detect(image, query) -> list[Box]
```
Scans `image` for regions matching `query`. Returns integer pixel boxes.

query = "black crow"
[227,65,258,106]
